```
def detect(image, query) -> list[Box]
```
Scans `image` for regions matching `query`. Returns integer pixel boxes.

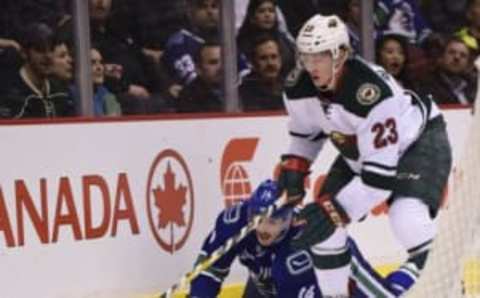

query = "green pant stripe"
[351,259,395,298]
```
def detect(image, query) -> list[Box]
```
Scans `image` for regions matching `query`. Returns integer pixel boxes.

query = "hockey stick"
[156,193,289,298]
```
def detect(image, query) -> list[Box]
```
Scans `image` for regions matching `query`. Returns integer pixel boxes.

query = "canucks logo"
[286,250,313,275]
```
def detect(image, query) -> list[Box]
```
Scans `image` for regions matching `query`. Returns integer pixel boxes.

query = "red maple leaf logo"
[153,162,188,229]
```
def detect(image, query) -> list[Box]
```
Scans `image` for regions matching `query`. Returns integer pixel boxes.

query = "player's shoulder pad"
[337,56,394,118]
[207,202,250,246]
[216,201,249,231]
[284,66,318,100]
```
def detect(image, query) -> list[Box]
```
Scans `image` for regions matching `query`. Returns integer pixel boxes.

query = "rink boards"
[0,107,473,298]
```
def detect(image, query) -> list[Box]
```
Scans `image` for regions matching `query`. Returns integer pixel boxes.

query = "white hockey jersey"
[283,56,441,220]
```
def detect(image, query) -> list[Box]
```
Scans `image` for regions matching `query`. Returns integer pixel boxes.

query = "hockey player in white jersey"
[276,14,452,297]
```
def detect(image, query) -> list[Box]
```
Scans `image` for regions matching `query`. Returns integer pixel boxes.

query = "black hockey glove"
[291,194,350,250]
[277,155,311,205]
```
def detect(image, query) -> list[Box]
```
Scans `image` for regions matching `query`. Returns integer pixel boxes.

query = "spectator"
[456,0,480,53]
[0,0,69,34]
[237,0,295,76]
[49,37,80,112]
[240,34,284,111]
[373,0,436,87]
[420,0,468,35]
[50,37,73,84]
[0,38,21,52]
[50,39,122,116]
[16,0,69,29]
[376,33,417,90]
[88,0,150,99]
[57,0,153,114]
[127,1,187,101]
[162,0,221,86]
[175,41,223,113]
[0,0,69,74]
[235,0,290,37]
[125,0,192,109]
[162,0,249,98]
[376,0,432,45]
[128,0,187,52]
[91,47,122,116]
[421,36,477,105]
[276,0,345,37]
[342,0,431,53]
[342,0,366,54]
[0,23,74,119]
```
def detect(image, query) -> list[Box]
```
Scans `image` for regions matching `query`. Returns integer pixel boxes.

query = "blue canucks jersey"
[162,29,250,85]
[189,201,400,298]
[189,201,320,298]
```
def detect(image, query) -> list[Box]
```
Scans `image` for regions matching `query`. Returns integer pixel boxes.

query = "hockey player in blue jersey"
[189,180,414,298]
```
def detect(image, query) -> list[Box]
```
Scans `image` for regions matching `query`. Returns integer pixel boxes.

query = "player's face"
[379,39,406,77]
[256,215,291,246]
[50,44,73,81]
[299,51,335,89]
[251,1,276,30]
[91,48,105,85]
[198,45,222,85]
[253,40,282,82]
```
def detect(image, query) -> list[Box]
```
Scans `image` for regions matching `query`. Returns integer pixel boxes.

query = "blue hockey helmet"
[249,180,294,246]
[248,179,293,220]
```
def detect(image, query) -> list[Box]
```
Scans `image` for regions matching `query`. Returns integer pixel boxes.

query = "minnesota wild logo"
[329,132,360,160]
[357,83,381,105]
[330,131,347,145]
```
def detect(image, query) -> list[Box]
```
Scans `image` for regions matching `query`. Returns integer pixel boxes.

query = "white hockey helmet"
[296,14,350,60]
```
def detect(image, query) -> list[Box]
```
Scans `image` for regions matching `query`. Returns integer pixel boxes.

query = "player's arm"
[278,94,328,203]
[336,98,401,221]
[282,94,327,161]
[290,97,403,251]
[189,202,249,297]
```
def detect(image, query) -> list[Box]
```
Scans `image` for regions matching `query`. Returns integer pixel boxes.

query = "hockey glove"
[291,194,350,250]
[277,155,310,205]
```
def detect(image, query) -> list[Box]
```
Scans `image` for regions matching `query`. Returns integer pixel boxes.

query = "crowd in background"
[0,0,478,119]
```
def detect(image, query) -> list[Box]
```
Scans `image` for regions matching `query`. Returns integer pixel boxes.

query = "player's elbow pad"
[361,170,396,192]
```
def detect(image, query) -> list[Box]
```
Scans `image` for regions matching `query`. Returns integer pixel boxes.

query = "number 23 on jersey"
[371,118,398,149]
